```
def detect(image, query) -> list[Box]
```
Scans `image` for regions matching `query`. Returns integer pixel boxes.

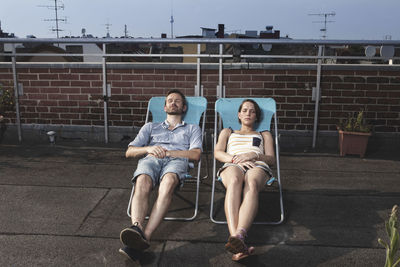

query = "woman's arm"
[214,128,234,163]
[259,131,276,166]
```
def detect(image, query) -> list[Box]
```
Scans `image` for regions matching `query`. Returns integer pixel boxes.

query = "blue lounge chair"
[210,97,284,225]
[127,96,207,221]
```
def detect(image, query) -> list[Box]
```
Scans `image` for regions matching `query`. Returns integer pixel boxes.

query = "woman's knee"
[245,176,265,193]
[222,174,244,189]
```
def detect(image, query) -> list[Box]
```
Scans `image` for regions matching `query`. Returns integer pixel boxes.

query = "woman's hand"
[232,152,258,164]
[237,161,256,170]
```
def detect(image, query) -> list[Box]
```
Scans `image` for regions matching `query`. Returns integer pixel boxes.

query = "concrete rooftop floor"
[0,140,399,266]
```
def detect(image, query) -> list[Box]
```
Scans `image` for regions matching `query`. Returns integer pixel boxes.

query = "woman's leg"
[236,168,267,232]
[220,166,245,236]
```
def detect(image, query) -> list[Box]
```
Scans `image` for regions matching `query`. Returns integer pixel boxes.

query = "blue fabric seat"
[210,97,284,225]
[127,96,207,221]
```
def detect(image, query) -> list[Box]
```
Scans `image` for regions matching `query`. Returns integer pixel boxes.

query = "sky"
[1,0,399,40]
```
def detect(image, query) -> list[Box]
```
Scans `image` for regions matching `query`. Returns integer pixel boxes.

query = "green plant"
[0,87,15,114]
[338,110,372,133]
[379,205,400,267]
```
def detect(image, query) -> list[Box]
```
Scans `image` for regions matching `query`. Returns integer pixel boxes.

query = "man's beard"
[166,107,184,115]
[166,110,184,115]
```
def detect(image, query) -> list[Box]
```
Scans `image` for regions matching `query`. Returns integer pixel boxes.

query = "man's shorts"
[132,155,189,188]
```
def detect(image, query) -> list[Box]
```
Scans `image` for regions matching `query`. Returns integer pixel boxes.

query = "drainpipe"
[11,44,22,142]
[102,43,109,143]
[312,45,323,148]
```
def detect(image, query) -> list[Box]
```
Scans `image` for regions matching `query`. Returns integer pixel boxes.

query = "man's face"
[164,93,186,115]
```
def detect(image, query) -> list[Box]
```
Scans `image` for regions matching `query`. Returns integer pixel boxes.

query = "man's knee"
[159,173,179,195]
[134,174,153,195]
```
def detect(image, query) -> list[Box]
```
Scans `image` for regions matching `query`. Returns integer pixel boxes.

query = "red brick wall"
[0,65,399,133]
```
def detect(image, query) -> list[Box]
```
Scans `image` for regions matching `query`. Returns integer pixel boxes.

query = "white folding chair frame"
[210,97,284,225]
[127,96,207,221]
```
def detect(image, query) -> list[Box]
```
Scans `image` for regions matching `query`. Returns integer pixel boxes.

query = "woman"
[214,99,275,261]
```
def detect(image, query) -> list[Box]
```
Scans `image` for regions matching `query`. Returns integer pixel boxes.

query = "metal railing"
[1,37,399,145]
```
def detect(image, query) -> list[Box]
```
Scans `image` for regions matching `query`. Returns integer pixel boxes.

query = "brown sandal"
[225,235,246,254]
[232,246,255,261]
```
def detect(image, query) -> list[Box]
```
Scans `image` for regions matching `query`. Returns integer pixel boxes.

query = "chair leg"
[204,131,211,180]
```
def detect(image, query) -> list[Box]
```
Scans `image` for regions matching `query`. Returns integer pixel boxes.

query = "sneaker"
[120,223,150,251]
[118,246,141,263]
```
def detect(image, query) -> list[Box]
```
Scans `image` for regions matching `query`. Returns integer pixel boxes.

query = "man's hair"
[238,99,261,124]
[165,89,187,107]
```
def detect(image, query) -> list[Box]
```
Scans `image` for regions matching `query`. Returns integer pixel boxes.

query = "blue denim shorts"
[132,156,189,188]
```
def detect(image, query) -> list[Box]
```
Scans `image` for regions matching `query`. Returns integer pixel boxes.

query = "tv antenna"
[124,25,129,38]
[309,12,335,39]
[103,20,112,37]
[170,0,174,38]
[39,0,67,38]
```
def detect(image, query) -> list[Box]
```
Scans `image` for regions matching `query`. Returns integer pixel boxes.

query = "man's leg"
[120,157,160,251]
[144,172,179,240]
[130,174,152,228]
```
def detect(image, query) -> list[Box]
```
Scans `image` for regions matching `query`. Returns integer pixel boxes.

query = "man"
[119,90,202,261]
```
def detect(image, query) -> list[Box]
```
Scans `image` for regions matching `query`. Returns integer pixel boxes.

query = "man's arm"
[165,124,202,161]
[125,145,167,158]
[166,148,201,162]
[126,122,169,158]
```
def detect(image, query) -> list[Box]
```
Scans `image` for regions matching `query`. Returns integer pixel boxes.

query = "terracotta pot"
[338,130,371,158]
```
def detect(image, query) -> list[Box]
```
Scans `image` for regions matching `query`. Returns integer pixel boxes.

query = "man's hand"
[147,146,167,158]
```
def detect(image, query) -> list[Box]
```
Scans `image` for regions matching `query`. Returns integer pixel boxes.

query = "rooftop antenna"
[104,20,112,37]
[39,0,67,39]
[124,24,129,38]
[309,12,335,39]
[170,0,174,38]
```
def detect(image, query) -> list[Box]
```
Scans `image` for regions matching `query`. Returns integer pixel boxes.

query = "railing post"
[217,43,224,99]
[312,45,324,148]
[102,43,109,144]
[195,44,201,96]
[11,44,22,142]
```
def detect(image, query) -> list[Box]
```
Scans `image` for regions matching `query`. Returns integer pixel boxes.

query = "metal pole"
[11,44,22,142]
[312,45,323,148]
[102,43,109,143]
[218,43,224,98]
[54,0,59,39]
[195,44,201,96]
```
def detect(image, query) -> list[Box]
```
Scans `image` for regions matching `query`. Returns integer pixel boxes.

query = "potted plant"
[378,205,400,267]
[0,86,15,122]
[337,110,372,158]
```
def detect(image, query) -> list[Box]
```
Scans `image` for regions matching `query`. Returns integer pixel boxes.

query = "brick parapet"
[0,63,399,133]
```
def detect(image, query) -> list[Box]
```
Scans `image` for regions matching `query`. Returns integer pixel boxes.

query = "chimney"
[216,24,224,38]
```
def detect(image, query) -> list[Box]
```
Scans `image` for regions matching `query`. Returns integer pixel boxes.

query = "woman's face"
[238,101,257,126]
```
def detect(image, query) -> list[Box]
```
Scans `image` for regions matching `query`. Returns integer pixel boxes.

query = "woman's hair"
[238,99,261,124]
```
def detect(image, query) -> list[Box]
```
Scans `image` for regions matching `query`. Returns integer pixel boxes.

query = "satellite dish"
[365,46,376,57]
[262,44,272,51]
[380,46,395,59]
